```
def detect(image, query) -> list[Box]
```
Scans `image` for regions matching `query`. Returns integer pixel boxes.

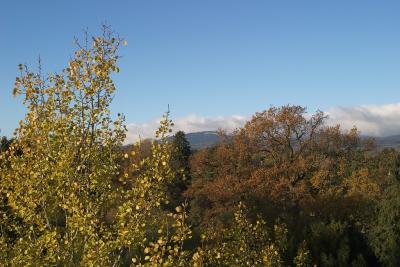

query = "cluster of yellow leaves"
[1,26,127,266]
[191,202,311,267]
[0,27,192,266]
[3,26,377,266]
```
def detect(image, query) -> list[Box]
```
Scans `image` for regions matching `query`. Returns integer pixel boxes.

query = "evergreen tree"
[368,154,400,267]
[0,136,13,153]
[172,131,191,174]
[167,131,192,209]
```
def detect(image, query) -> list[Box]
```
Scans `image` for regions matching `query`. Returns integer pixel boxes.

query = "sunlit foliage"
[0,27,191,266]
[1,27,400,266]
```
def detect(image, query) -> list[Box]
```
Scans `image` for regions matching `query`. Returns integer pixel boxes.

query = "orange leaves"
[186,104,380,229]
[343,168,380,198]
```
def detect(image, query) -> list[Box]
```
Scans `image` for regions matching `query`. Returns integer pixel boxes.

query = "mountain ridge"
[183,131,400,150]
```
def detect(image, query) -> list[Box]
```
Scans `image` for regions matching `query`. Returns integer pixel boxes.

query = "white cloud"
[125,103,400,144]
[125,114,249,144]
[326,103,400,136]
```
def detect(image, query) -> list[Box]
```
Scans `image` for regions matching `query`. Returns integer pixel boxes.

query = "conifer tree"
[167,131,192,209]
[368,154,400,267]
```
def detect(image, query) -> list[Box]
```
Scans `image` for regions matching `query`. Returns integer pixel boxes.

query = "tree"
[185,105,379,264]
[192,202,312,267]
[166,131,192,209]
[0,27,193,266]
[2,25,394,266]
[368,154,400,266]
[171,131,191,173]
[0,26,127,265]
[0,136,13,153]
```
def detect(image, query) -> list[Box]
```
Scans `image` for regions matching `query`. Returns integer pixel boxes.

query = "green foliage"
[293,241,312,267]
[308,220,357,266]
[192,202,285,266]
[368,155,400,267]
[0,136,13,153]
[2,26,400,267]
[166,131,192,209]
[191,202,312,266]
[172,131,191,166]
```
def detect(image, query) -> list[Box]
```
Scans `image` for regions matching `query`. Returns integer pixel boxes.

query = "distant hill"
[183,132,400,151]
[370,135,400,149]
[183,131,221,150]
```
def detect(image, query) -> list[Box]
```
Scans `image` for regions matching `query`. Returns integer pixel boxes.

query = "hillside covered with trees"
[1,28,400,266]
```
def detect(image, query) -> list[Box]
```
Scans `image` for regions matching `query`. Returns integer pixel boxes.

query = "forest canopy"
[1,28,400,266]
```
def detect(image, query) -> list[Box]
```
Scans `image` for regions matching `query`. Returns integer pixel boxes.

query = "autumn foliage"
[1,28,400,266]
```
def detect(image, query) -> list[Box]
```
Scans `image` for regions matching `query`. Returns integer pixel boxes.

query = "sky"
[1,1,400,141]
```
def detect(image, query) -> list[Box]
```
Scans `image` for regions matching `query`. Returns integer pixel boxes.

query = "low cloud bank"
[326,103,400,137]
[126,114,249,144]
[125,103,400,144]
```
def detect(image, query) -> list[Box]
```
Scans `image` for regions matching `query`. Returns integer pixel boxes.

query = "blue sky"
[1,1,400,138]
